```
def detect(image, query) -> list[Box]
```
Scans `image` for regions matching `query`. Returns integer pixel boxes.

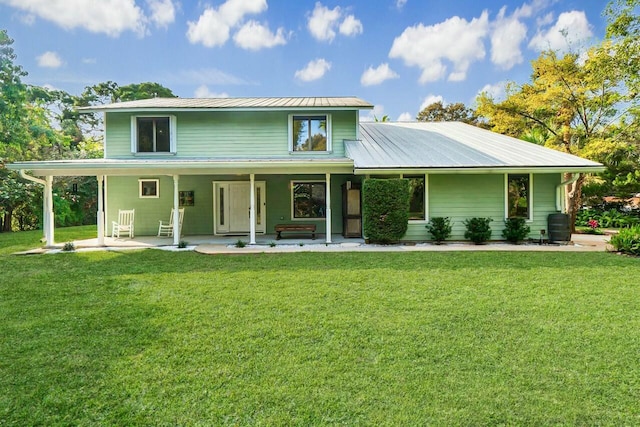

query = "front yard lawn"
[1,231,639,425]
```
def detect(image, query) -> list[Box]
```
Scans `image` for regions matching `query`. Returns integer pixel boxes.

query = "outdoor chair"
[112,209,135,238]
[158,208,184,237]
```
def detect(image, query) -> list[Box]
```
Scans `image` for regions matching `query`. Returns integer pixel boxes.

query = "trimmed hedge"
[362,178,409,244]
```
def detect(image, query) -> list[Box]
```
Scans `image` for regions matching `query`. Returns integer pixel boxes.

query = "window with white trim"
[506,174,532,219]
[139,179,159,198]
[131,116,176,153]
[289,114,331,152]
[291,181,326,219]
[406,175,426,220]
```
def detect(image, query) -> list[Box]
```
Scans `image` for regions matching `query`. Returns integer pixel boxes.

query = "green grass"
[1,228,639,425]
[0,225,96,256]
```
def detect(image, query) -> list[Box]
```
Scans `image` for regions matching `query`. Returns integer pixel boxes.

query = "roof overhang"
[354,165,606,175]
[78,97,374,113]
[81,106,373,113]
[7,158,355,177]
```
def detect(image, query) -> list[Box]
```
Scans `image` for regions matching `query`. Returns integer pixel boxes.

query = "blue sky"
[0,0,608,121]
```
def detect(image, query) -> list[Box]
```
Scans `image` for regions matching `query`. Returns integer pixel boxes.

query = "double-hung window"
[506,173,532,220]
[131,116,176,154]
[289,115,331,152]
[291,181,326,219]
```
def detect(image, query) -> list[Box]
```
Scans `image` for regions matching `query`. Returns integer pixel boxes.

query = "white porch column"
[45,175,54,247]
[249,173,256,244]
[325,173,332,243]
[172,175,180,245]
[97,175,105,246]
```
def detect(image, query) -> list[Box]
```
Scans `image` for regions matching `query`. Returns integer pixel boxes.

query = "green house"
[8,96,604,246]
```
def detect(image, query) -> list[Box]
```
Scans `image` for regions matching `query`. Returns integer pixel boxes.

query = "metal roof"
[79,96,373,112]
[348,122,604,172]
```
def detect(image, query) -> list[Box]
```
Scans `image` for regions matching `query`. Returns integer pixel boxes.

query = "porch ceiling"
[6,157,355,176]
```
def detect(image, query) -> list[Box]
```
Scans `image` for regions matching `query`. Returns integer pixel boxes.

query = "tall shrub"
[362,178,409,244]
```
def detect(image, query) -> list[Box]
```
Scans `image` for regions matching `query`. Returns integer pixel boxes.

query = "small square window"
[139,179,159,198]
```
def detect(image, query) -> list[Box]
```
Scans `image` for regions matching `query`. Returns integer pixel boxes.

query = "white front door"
[214,181,266,234]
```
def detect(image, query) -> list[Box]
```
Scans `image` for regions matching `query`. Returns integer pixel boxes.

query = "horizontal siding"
[106,174,358,236]
[105,114,132,158]
[105,110,357,159]
[532,173,562,239]
[427,174,505,241]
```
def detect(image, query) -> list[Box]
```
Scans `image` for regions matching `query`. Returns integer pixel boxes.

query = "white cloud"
[307,3,342,42]
[339,15,363,37]
[477,81,507,102]
[389,11,489,83]
[186,0,267,47]
[397,112,413,121]
[37,51,63,68]
[186,8,229,47]
[307,2,362,42]
[419,94,444,112]
[360,63,398,86]
[233,20,286,50]
[194,85,230,98]
[537,12,554,27]
[82,58,97,64]
[294,58,331,82]
[396,0,407,9]
[528,10,593,52]
[490,6,528,70]
[2,0,147,36]
[147,0,175,28]
[360,104,385,122]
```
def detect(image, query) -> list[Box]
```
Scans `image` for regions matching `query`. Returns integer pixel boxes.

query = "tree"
[476,48,627,230]
[417,101,479,124]
[0,29,29,162]
[605,0,640,103]
[77,81,176,138]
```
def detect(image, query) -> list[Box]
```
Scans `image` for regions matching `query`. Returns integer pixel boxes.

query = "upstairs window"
[131,116,176,153]
[289,115,331,152]
[507,174,532,219]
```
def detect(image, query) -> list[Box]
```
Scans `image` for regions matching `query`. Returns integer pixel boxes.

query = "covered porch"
[8,157,362,248]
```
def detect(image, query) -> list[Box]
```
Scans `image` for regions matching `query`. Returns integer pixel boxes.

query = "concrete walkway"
[194,233,613,254]
[19,233,613,255]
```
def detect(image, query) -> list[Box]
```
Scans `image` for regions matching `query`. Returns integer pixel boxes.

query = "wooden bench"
[275,224,316,240]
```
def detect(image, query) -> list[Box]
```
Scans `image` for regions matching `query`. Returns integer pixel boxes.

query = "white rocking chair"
[112,209,135,238]
[158,208,184,237]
